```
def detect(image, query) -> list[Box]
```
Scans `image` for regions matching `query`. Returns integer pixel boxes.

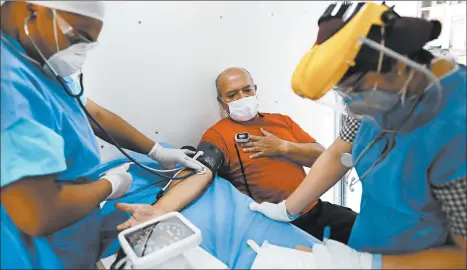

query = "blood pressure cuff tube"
[196,141,225,175]
[181,145,198,156]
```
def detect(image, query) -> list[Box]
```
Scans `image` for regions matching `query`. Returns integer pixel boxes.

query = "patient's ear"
[217,96,229,118]
[218,102,228,119]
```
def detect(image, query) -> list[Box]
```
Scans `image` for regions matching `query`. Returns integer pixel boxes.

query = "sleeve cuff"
[372,254,383,269]
[1,119,66,187]
[285,204,300,221]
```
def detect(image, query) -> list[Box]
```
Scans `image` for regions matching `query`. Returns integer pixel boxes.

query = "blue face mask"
[341,88,401,119]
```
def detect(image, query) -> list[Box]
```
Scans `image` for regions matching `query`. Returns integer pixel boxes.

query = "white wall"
[83,1,334,159]
[82,1,338,202]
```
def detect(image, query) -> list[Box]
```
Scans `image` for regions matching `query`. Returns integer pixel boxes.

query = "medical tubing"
[106,177,170,201]
[142,226,156,256]
[23,14,198,181]
[155,167,184,200]
[346,86,424,187]
[110,253,128,270]
[107,149,206,201]
[234,143,256,201]
[15,27,198,192]
[348,64,438,187]
[348,131,397,188]
[64,76,197,181]
[345,41,445,187]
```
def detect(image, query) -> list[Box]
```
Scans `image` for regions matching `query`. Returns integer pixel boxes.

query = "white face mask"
[225,95,259,122]
[44,42,96,77]
[43,9,97,77]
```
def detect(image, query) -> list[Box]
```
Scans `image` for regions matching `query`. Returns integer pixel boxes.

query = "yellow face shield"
[291,2,390,100]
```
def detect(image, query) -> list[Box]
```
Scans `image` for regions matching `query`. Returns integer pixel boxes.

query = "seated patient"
[117,67,357,244]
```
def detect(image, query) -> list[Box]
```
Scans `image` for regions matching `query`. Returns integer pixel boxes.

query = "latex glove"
[250,240,317,269]
[148,143,204,171]
[249,200,299,222]
[102,162,133,200]
[303,239,382,269]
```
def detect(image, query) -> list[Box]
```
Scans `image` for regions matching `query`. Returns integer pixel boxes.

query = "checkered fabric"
[338,116,361,143]
[432,177,467,237]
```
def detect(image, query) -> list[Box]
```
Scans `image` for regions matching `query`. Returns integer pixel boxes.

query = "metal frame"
[332,94,347,206]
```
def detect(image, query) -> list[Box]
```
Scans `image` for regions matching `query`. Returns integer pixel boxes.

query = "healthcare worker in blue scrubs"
[1,1,203,269]
[250,2,466,269]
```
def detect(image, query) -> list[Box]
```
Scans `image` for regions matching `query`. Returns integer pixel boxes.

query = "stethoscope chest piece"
[340,152,354,168]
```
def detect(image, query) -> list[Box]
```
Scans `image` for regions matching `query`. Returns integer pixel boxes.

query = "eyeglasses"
[54,10,93,46]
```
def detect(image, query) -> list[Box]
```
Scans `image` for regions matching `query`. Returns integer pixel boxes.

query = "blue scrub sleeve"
[1,118,67,187]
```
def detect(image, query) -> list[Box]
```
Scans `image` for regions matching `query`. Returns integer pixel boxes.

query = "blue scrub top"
[349,64,466,254]
[1,33,102,268]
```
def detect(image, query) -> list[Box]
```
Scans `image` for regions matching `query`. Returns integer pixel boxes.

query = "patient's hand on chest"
[240,128,288,159]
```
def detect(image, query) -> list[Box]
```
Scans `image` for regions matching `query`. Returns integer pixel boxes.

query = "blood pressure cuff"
[196,142,225,176]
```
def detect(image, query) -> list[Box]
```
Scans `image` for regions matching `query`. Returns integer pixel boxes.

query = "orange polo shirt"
[199,113,318,213]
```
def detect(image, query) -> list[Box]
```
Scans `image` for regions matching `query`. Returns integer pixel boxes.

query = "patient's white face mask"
[225,95,259,122]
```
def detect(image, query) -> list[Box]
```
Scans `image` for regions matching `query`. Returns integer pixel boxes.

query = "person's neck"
[431,58,456,78]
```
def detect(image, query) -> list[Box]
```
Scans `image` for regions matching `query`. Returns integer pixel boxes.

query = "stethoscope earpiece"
[26,4,37,19]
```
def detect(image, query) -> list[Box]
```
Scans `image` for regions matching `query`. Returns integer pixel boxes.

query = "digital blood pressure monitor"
[118,212,202,268]
[235,132,250,143]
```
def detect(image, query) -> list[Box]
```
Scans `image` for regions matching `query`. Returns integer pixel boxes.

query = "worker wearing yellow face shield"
[250,2,466,269]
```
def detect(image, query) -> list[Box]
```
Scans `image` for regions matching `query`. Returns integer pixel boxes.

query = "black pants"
[292,199,357,244]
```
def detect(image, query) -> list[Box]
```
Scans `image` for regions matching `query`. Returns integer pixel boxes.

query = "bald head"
[215,67,256,104]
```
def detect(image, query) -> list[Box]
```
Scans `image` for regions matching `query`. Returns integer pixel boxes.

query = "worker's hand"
[102,163,133,200]
[242,128,288,159]
[294,239,381,269]
[148,143,204,171]
[249,200,298,222]
[115,203,166,230]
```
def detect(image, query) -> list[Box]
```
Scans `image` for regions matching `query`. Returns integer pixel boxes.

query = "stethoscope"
[339,131,397,192]
[335,31,444,192]
[337,71,437,192]
[1,12,201,188]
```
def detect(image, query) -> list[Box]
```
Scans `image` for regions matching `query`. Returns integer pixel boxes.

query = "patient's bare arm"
[116,141,224,230]
[116,169,213,230]
[154,169,214,213]
[154,141,224,212]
